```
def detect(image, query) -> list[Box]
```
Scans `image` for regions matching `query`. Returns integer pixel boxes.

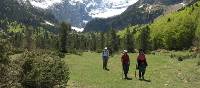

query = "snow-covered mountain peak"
[20,0,139,31]
[89,0,139,18]
[68,0,139,18]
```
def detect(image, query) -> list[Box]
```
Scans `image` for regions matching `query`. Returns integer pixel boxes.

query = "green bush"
[197,54,200,66]
[0,41,22,88]
[0,49,70,88]
[20,51,70,88]
[0,42,9,64]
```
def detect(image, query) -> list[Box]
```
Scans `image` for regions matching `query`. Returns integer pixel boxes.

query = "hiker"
[102,47,109,71]
[137,49,148,80]
[121,50,130,79]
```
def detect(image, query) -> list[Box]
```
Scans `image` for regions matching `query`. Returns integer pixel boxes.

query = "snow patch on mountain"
[29,0,63,9]
[69,0,84,5]
[72,26,84,32]
[87,0,139,18]
[45,20,55,26]
[90,8,127,18]
[180,2,186,6]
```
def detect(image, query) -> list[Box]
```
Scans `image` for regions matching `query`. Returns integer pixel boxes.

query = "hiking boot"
[124,77,132,80]
[105,68,110,71]
[142,76,145,80]
[139,77,142,80]
[124,77,128,80]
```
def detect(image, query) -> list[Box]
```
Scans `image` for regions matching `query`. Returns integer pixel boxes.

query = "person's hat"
[104,47,108,50]
[123,50,128,53]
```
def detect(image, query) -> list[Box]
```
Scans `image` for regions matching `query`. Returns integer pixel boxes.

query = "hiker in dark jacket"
[137,49,148,80]
[102,47,109,71]
[121,50,130,79]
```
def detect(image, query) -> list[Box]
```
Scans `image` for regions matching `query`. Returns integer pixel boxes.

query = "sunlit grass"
[65,52,200,88]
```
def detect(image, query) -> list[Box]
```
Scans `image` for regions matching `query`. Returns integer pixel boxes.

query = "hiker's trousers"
[122,63,130,75]
[103,56,108,69]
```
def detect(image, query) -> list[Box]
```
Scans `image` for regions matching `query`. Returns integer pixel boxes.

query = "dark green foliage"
[84,18,109,32]
[137,26,150,53]
[107,29,120,54]
[0,49,70,88]
[0,41,22,88]
[90,33,97,51]
[21,51,70,88]
[124,28,135,53]
[198,57,200,66]
[24,26,34,51]
[59,22,71,53]
[100,32,105,50]
[0,41,10,64]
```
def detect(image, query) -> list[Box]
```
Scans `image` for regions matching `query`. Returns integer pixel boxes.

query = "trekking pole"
[135,64,138,79]
[121,63,123,79]
[135,68,137,79]
[120,52,123,79]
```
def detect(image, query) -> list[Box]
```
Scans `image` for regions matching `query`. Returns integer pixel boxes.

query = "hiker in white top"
[102,47,109,71]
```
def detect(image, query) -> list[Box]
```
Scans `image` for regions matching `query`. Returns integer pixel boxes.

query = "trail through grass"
[65,52,200,88]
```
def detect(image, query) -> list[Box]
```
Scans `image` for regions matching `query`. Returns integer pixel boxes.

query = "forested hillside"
[0,0,57,29]
[150,1,200,50]
[115,0,200,51]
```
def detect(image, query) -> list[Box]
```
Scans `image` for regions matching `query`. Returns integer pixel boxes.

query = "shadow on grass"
[123,78,132,80]
[139,79,151,82]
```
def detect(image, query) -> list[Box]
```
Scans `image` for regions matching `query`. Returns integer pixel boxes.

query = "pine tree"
[59,22,71,53]
[139,26,150,53]
[90,33,97,51]
[109,29,119,53]
[100,32,105,50]
[125,28,135,53]
[24,26,33,51]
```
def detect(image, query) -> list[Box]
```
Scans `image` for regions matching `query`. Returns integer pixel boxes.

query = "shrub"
[0,42,9,64]
[0,49,70,88]
[20,51,70,88]
[0,41,22,88]
[197,54,200,66]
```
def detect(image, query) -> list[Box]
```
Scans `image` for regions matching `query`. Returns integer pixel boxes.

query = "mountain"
[117,0,200,50]
[84,0,196,32]
[0,0,57,29]
[20,0,138,31]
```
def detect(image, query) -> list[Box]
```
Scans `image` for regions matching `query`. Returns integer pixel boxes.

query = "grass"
[65,52,200,88]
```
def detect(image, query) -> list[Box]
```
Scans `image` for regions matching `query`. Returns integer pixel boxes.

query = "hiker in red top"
[121,50,131,80]
[137,49,148,80]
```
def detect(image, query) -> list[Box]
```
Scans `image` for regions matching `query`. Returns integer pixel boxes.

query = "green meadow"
[65,52,200,88]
